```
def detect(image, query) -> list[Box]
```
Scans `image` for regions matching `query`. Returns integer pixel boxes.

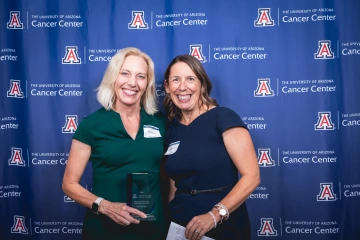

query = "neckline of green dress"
[108,107,147,141]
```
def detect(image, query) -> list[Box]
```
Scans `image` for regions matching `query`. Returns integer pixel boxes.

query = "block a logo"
[317,183,337,201]
[314,40,335,59]
[7,11,24,29]
[8,148,26,167]
[257,148,276,167]
[128,11,149,29]
[254,78,275,97]
[258,218,278,236]
[62,115,78,133]
[315,112,335,130]
[190,45,206,63]
[254,8,275,27]
[11,215,28,234]
[7,80,24,98]
[62,46,82,64]
[64,196,75,202]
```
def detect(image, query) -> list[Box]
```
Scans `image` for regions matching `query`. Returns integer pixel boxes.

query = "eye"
[120,72,129,76]
[137,75,146,80]
[171,78,180,82]
[188,77,195,82]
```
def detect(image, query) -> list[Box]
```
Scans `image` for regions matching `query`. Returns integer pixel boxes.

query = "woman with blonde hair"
[62,47,166,239]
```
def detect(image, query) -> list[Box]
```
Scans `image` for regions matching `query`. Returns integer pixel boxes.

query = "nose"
[179,79,187,91]
[127,75,136,87]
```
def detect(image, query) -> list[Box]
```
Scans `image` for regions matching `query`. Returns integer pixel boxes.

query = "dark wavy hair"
[164,55,218,121]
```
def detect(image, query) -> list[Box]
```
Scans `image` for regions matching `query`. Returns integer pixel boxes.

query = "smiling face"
[165,61,203,115]
[114,55,148,109]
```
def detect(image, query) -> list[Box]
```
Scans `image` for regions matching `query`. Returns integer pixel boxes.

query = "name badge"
[143,125,162,138]
[164,141,180,155]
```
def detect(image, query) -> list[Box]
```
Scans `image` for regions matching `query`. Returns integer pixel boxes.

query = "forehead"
[121,55,148,72]
[170,62,195,75]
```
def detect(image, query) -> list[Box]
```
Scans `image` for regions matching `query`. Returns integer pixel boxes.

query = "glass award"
[126,173,157,221]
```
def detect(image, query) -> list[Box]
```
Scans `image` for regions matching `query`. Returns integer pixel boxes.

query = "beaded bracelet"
[208,211,217,229]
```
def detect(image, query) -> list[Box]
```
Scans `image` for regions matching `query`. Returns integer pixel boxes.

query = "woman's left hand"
[185,213,216,240]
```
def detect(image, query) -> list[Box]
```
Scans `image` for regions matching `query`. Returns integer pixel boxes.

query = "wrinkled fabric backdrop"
[1,0,359,239]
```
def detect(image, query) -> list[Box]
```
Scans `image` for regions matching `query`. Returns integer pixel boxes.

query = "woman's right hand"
[99,200,147,225]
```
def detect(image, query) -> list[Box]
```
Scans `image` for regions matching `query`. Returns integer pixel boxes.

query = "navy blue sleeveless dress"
[165,107,251,239]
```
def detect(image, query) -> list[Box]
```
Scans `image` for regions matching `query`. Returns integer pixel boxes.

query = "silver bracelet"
[208,211,217,229]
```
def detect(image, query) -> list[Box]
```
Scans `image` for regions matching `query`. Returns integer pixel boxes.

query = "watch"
[91,197,104,214]
[218,208,227,217]
[213,204,229,224]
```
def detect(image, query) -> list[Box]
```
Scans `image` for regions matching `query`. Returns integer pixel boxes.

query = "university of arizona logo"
[7,11,24,29]
[8,148,26,167]
[11,215,28,234]
[190,45,206,63]
[62,115,78,133]
[254,79,275,97]
[128,11,149,29]
[258,218,277,236]
[315,112,335,130]
[257,148,276,167]
[7,80,24,98]
[254,8,275,27]
[317,183,337,201]
[314,40,334,59]
[64,196,75,202]
[62,46,81,64]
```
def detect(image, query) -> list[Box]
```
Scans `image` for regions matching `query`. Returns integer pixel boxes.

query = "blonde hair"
[97,47,158,115]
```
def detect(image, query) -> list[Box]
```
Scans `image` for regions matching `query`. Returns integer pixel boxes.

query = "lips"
[122,89,138,96]
[177,94,191,102]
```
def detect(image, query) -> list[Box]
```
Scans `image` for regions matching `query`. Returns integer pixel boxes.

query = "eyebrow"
[170,75,196,78]
[120,69,147,75]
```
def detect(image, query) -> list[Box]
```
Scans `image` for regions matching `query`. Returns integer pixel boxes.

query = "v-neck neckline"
[177,107,217,127]
[109,107,146,141]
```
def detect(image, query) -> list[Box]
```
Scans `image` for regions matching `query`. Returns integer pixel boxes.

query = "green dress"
[73,107,166,240]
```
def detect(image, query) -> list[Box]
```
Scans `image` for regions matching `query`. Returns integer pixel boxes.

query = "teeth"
[123,89,137,95]
[178,95,190,100]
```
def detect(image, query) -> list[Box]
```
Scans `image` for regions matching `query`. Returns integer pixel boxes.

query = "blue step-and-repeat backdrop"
[1,0,359,239]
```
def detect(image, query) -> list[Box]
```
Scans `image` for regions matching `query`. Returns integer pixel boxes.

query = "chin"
[121,95,140,103]
[179,106,194,112]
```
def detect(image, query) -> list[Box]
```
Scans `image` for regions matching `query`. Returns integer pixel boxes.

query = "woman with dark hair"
[164,55,260,240]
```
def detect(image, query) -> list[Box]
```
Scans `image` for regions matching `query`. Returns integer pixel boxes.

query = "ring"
[195,230,199,233]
